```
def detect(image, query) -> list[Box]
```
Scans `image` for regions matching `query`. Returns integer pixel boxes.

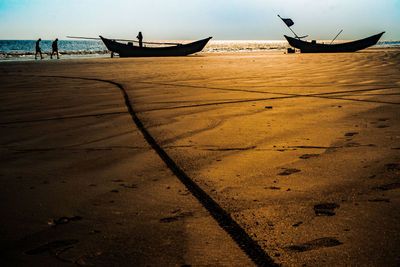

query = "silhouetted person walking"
[137,32,143,47]
[51,38,59,59]
[35,38,43,60]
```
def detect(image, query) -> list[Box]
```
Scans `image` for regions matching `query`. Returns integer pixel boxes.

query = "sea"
[0,39,399,61]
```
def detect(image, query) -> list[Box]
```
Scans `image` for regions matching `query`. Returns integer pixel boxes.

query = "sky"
[0,0,399,40]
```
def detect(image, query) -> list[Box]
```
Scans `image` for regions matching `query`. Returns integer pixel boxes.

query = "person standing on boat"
[35,38,43,60]
[137,32,143,47]
[50,38,59,59]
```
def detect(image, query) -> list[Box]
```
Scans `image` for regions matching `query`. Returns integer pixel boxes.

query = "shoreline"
[1,45,399,62]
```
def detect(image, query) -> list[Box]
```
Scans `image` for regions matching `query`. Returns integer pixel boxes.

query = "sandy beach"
[1,50,400,266]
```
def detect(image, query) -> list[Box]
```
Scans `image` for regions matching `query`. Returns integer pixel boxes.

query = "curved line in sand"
[133,81,400,112]
[40,75,278,267]
[0,111,126,125]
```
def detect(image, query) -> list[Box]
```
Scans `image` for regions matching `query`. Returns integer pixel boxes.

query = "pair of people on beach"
[35,38,59,59]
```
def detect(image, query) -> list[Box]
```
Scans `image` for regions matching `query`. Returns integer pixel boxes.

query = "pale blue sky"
[0,0,399,40]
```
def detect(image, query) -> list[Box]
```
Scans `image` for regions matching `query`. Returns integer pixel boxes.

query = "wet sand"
[0,50,399,266]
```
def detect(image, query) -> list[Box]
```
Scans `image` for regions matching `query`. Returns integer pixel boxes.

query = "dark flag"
[278,15,307,39]
[281,17,294,27]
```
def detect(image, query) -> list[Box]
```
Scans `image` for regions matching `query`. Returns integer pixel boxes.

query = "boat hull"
[100,36,212,57]
[284,32,384,53]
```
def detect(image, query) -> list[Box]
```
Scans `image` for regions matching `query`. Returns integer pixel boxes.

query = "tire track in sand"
[40,75,278,267]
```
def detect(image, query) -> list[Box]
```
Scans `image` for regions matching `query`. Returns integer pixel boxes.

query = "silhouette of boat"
[99,36,212,57]
[284,32,384,53]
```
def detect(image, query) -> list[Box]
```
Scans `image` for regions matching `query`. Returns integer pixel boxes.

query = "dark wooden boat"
[284,32,384,53]
[99,36,212,57]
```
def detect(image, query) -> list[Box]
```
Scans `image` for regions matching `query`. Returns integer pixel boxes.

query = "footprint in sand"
[278,168,301,176]
[385,163,400,171]
[286,237,343,252]
[345,142,361,147]
[48,216,82,227]
[373,183,400,191]
[159,212,193,223]
[299,154,319,159]
[314,203,340,216]
[119,183,137,189]
[265,186,281,190]
[368,198,390,203]
[25,239,79,255]
[292,221,303,227]
[344,132,358,137]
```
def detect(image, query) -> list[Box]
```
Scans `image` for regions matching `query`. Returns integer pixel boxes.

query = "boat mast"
[330,29,343,44]
[66,36,181,46]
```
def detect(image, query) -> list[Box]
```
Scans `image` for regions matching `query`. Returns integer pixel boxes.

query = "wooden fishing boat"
[99,36,212,57]
[284,32,384,53]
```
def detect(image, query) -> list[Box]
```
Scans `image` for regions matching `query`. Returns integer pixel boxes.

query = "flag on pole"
[278,15,307,39]
[281,17,294,27]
